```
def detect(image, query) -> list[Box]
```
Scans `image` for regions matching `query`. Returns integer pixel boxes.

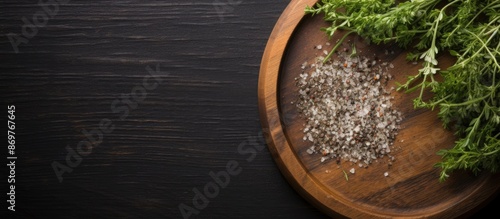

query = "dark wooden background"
[0,0,497,218]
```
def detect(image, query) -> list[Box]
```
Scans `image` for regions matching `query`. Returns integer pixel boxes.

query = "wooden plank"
[0,0,497,218]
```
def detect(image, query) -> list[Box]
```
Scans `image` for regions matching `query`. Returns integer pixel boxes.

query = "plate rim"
[258,0,370,217]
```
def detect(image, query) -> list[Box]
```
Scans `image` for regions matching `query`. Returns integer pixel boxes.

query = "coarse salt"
[295,43,402,174]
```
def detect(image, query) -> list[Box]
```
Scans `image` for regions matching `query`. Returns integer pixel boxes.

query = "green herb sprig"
[306,0,500,181]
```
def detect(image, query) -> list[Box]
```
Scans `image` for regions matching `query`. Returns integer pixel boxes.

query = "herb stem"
[440,94,490,107]
[465,28,500,69]
[323,30,355,63]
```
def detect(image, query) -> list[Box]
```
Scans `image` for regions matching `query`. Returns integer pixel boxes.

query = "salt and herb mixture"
[295,45,402,176]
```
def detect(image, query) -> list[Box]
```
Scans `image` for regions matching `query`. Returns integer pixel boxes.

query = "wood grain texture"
[0,0,497,218]
[259,0,500,218]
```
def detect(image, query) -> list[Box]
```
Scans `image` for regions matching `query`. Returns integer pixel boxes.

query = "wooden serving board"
[258,0,500,218]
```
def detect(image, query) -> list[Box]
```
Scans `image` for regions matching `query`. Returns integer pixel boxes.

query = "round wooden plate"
[258,0,500,218]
